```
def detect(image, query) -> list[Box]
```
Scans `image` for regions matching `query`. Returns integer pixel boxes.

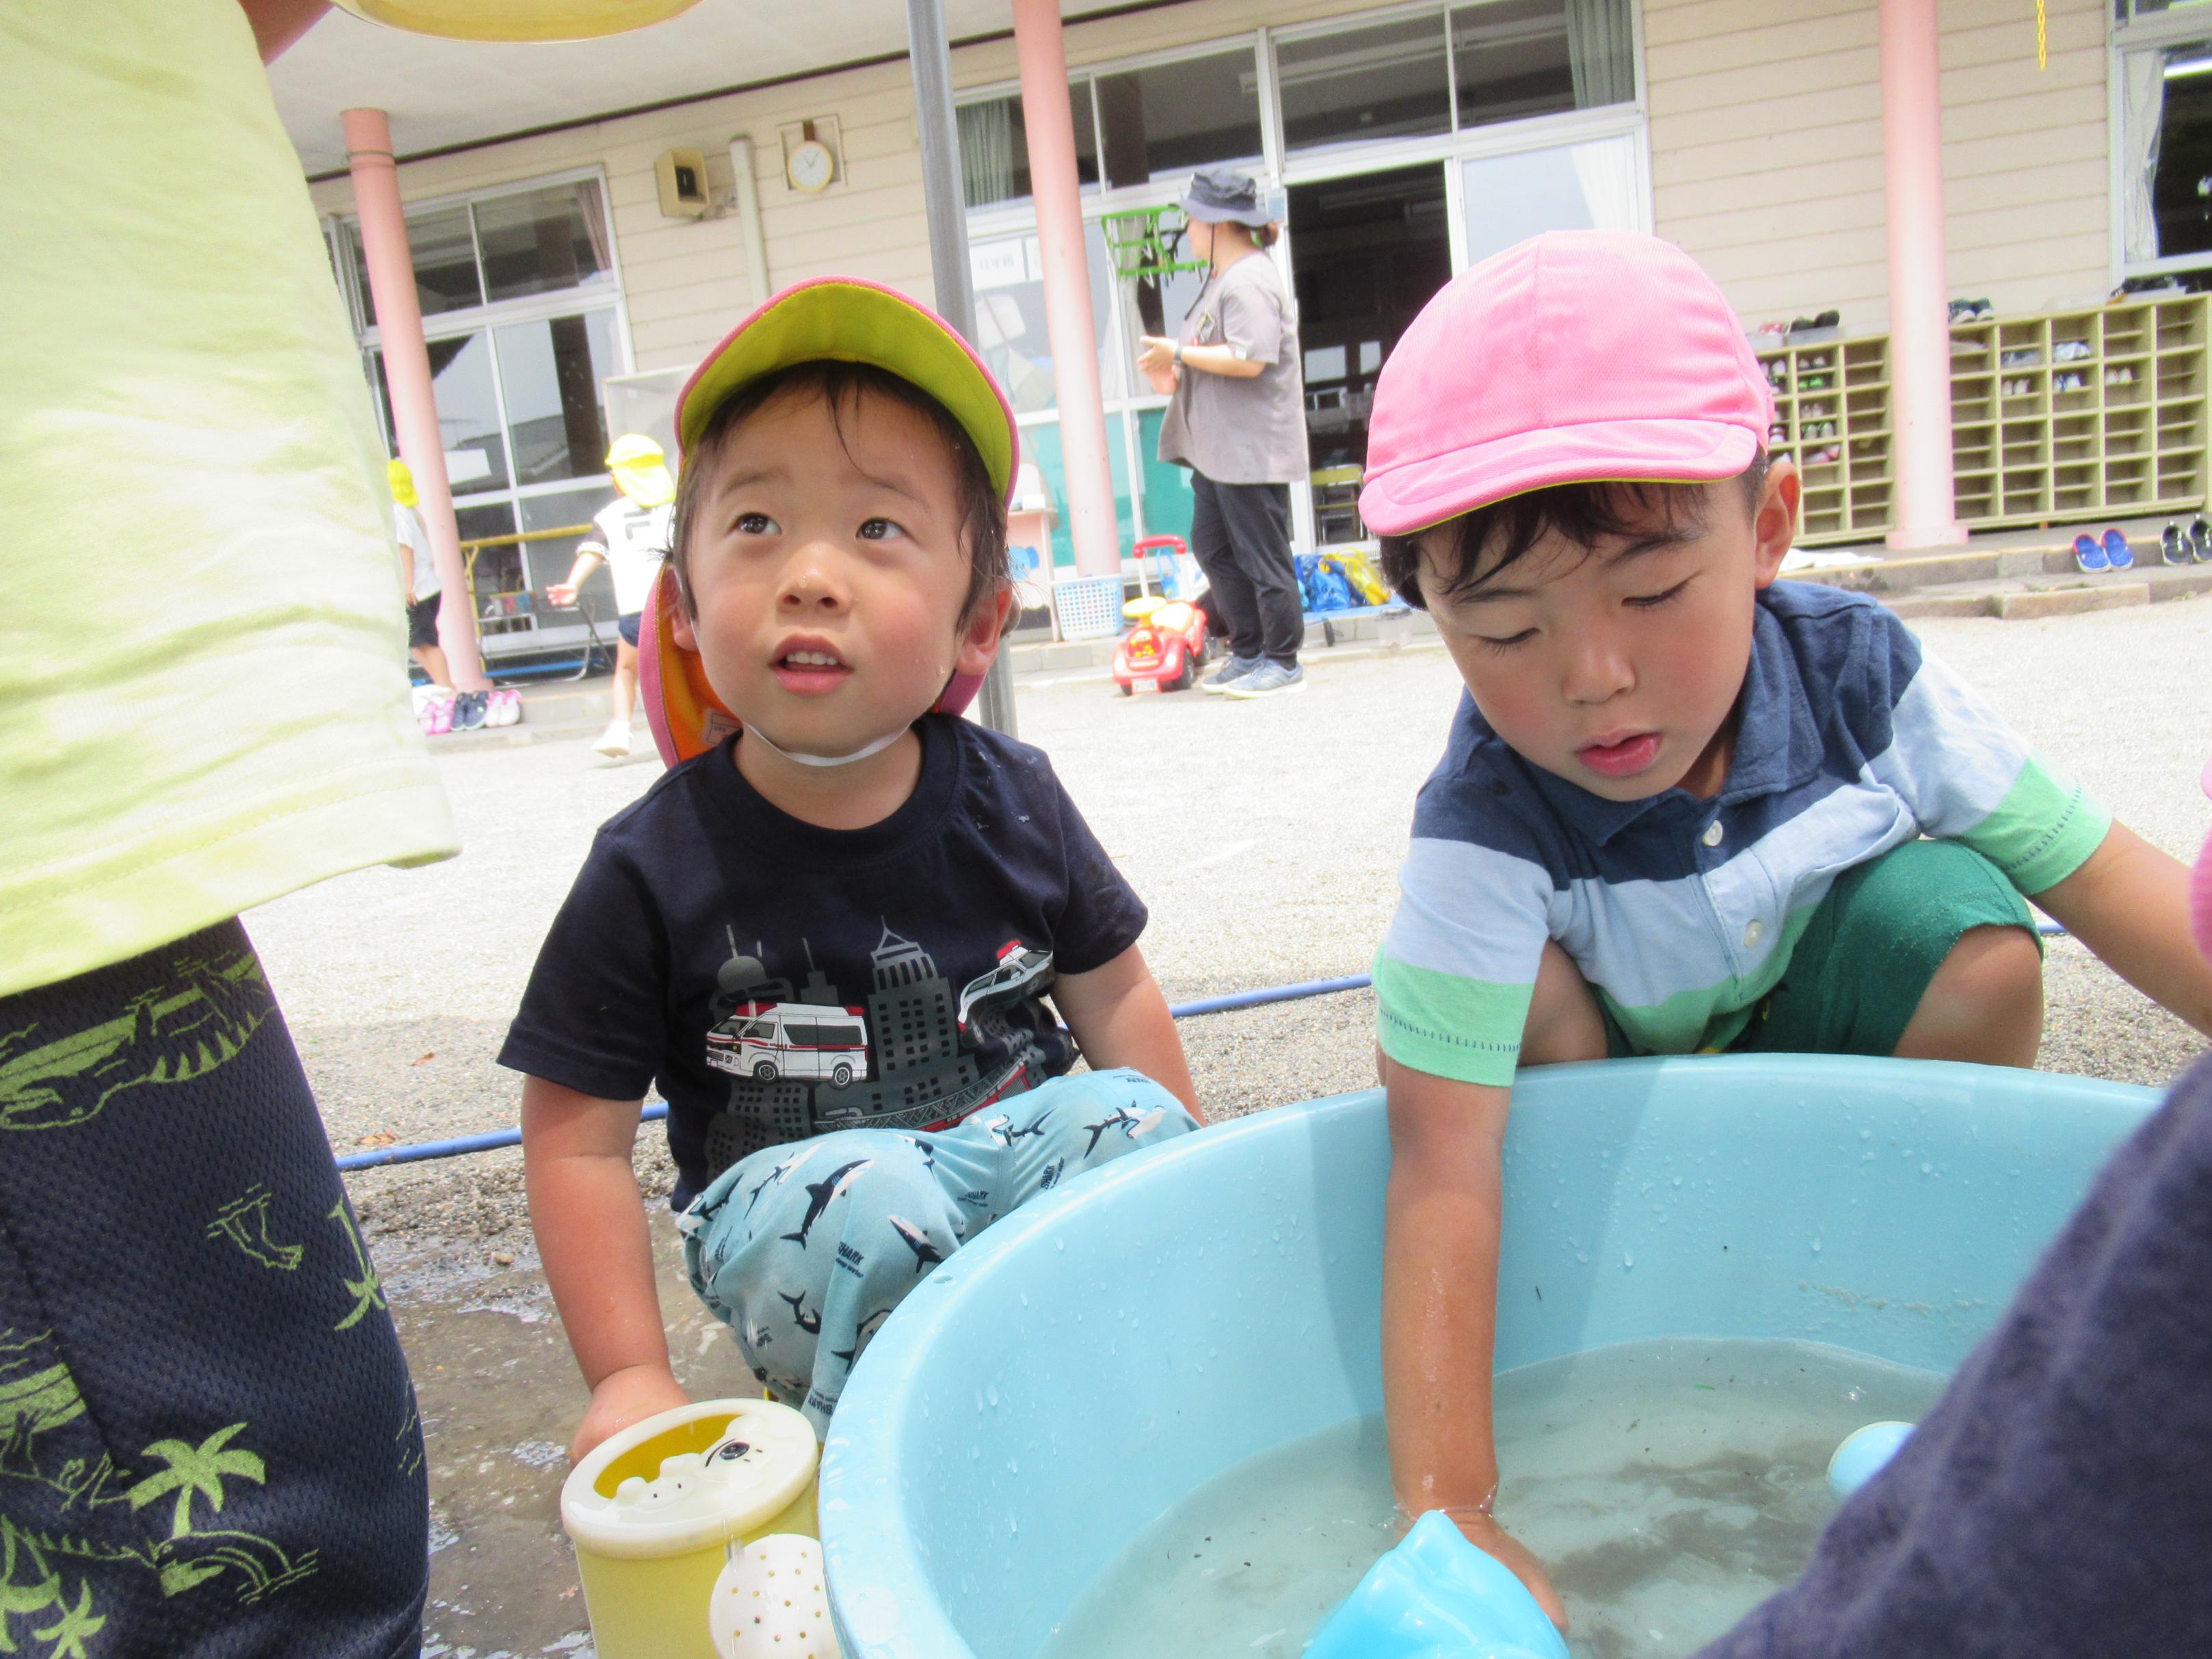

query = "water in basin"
[1037,1337,1947,1659]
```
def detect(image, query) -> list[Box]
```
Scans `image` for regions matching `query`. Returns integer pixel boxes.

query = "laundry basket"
[1052,575,1126,642]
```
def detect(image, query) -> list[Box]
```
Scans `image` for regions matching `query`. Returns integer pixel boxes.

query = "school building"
[276,0,2212,662]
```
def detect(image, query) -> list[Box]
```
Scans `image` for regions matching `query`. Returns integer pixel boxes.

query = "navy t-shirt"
[499,715,1147,1208]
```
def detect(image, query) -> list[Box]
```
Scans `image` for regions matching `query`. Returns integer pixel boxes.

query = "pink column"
[343,106,490,689]
[1011,0,1120,579]
[1878,0,1965,548]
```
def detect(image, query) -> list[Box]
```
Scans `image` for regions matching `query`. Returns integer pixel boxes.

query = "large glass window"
[955,10,1644,581]
[969,225,1120,415]
[378,204,482,316]
[1023,415,1135,571]
[371,331,509,493]
[1458,133,1642,267]
[344,178,612,328]
[957,84,1099,209]
[494,310,618,486]
[477,181,615,303]
[1094,49,1265,187]
[347,174,628,656]
[1278,15,1453,154]
[2120,42,2212,272]
[1452,0,1633,126]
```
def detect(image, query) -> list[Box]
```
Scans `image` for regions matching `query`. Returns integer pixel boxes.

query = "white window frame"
[955,2,1651,556]
[341,167,636,525]
[2109,5,2212,282]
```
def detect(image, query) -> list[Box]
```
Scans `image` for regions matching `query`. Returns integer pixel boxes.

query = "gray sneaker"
[1200,654,1263,693]
[1224,661,1305,699]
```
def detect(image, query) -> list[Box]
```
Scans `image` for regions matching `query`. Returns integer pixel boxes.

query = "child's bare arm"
[1382,1056,1567,1630]
[2033,821,2212,1034]
[1050,943,1204,1122]
[522,1074,692,1460]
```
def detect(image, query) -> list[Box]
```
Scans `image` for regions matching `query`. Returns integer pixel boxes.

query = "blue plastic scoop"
[1305,1511,1570,1659]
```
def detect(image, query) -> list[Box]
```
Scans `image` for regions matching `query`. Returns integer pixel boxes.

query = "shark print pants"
[682,1067,1196,1429]
[0,921,427,1659]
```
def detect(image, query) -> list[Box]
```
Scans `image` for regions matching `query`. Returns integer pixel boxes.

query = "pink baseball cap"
[1359,231,1774,537]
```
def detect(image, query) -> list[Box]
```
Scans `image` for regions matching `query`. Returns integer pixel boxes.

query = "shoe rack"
[1757,297,2209,544]
[1756,337,1894,544]
[1947,296,2208,530]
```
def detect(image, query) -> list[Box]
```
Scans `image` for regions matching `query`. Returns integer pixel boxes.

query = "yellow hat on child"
[386,457,418,507]
[674,277,1017,504]
[641,278,1013,770]
[606,434,676,508]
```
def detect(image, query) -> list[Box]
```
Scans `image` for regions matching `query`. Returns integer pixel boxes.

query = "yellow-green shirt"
[0,0,457,1000]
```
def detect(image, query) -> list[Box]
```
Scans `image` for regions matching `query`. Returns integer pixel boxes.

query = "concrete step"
[1880,560,2212,621]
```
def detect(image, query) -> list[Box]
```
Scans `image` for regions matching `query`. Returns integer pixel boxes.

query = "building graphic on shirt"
[701,925,1056,1172]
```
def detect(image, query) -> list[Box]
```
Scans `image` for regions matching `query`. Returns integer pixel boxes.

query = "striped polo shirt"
[1374,581,2109,1086]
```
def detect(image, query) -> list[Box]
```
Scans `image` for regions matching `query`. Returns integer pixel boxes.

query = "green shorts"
[1603,838,2038,1061]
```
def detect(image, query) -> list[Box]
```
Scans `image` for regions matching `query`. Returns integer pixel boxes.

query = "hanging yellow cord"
[2037,0,2048,70]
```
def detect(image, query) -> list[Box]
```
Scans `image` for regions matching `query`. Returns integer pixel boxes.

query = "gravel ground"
[245,596,2212,1245]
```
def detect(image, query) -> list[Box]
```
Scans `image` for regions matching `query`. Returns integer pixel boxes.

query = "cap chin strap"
[741,723,909,768]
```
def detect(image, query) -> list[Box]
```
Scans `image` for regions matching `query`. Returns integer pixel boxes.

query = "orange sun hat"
[638,276,1020,767]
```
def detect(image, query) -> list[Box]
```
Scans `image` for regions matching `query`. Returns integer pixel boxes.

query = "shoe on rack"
[593,719,632,757]
[2102,528,2135,571]
[1223,661,1306,700]
[2073,532,2109,574]
[2162,522,2191,565]
[2191,516,2212,563]
[1200,655,1263,694]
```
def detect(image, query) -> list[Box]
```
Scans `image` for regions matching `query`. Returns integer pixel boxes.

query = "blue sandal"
[2102,527,2135,571]
[2073,532,2108,573]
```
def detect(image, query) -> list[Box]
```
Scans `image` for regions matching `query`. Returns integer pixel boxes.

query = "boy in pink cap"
[1358,230,2212,1625]
[501,279,1201,1460]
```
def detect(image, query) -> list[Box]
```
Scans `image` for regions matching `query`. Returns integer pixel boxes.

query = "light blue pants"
[681,1068,1195,1428]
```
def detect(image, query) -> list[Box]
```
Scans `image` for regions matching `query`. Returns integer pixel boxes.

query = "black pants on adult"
[0,920,427,1658]
[1190,471,1302,667]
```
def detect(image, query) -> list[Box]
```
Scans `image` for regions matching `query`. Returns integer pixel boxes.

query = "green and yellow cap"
[674,276,1017,505]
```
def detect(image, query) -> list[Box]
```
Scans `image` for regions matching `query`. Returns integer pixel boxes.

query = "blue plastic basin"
[821,1056,2157,1659]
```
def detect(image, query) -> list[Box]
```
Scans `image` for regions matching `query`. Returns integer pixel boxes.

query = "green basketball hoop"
[1100,205,1208,282]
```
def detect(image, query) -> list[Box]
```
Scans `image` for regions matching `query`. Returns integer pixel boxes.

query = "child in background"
[548,434,677,758]
[1355,231,2212,1626]
[503,279,1202,1459]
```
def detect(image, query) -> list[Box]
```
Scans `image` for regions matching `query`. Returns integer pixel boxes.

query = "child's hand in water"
[1443,1506,1570,1633]
[571,1362,693,1463]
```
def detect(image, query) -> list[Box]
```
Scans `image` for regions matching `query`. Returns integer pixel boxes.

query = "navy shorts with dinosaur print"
[0,920,427,1659]
[681,1067,1195,1429]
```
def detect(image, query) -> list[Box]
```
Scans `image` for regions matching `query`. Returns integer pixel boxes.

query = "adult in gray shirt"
[1141,168,1309,700]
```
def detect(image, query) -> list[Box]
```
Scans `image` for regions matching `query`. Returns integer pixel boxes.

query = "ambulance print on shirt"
[698,925,1064,1175]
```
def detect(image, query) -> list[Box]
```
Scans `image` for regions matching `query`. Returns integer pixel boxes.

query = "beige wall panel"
[1664,156,1885,221]
[1660,119,1884,185]
[1646,14,1869,85]
[1652,0,2110,332]
[1655,46,1879,115]
[1645,0,1863,52]
[1948,122,2105,183]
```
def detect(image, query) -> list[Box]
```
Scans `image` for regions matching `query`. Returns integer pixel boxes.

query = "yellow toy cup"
[561,1398,820,1659]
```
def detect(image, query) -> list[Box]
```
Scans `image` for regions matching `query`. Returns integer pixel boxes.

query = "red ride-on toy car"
[1112,534,1210,695]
